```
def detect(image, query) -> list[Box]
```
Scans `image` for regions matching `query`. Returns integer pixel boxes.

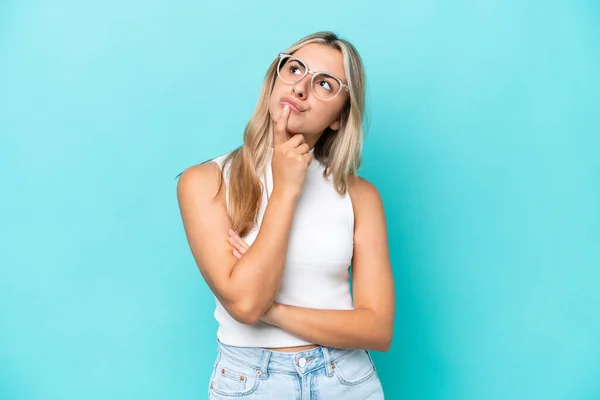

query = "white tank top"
[209,147,354,348]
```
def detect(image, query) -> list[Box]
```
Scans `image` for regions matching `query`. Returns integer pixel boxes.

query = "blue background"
[1,1,599,399]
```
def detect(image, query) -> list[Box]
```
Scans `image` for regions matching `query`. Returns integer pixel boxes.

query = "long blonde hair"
[217,31,366,237]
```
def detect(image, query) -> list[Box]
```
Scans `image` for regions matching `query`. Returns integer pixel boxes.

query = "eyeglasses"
[276,53,350,101]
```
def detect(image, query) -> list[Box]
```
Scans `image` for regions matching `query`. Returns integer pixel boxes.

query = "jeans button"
[298,357,307,368]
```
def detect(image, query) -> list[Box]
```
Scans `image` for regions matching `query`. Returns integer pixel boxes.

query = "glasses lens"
[278,56,307,84]
[311,73,341,100]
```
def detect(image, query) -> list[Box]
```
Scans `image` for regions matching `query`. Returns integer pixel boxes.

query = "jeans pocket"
[210,355,261,397]
[332,349,376,386]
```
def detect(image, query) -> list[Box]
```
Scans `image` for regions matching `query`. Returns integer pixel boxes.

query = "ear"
[329,118,340,131]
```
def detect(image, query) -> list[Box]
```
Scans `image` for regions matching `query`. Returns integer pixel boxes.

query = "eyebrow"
[294,55,347,83]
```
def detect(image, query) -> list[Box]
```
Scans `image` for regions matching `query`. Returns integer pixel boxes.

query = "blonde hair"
[217,31,366,237]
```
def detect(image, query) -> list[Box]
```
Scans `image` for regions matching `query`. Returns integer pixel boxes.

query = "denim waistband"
[216,339,354,377]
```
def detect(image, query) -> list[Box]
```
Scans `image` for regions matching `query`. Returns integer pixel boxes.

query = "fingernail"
[283,104,289,112]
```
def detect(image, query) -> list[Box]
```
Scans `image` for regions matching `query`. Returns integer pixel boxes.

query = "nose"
[292,74,311,99]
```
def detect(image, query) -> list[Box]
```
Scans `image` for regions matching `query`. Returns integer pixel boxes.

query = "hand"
[271,104,313,200]
[228,229,249,259]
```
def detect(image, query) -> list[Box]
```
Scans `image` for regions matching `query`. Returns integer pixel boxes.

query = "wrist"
[271,187,300,204]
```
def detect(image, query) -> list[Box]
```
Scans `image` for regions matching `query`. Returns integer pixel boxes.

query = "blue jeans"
[208,339,384,399]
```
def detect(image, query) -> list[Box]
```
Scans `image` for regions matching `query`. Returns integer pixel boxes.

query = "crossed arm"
[229,176,395,352]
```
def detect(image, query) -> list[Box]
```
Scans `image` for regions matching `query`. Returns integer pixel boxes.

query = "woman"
[177,31,395,399]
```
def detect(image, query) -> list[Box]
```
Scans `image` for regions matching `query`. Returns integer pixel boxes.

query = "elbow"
[378,336,392,352]
[373,337,392,353]
[235,312,262,326]
[373,329,393,352]
[228,300,265,325]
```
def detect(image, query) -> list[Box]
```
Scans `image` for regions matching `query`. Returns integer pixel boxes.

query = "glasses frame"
[276,52,350,101]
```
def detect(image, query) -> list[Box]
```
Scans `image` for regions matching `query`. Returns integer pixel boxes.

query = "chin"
[286,122,304,135]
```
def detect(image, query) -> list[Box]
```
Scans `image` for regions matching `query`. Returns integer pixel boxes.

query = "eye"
[317,80,333,91]
[287,61,305,76]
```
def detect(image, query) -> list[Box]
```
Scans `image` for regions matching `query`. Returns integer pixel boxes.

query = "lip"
[280,97,304,113]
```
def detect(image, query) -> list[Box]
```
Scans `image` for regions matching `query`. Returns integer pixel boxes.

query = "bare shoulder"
[177,161,223,202]
[347,175,384,212]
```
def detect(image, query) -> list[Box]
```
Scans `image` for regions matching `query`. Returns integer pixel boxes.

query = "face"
[268,43,349,140]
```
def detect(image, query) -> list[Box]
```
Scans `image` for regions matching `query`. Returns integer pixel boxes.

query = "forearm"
[229,189,297,320]
[265,304,393,352]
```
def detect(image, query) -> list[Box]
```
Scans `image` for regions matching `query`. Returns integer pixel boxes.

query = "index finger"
[273,104,290,147]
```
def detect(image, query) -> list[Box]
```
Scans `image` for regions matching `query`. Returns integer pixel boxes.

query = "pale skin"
[177,43,395,353]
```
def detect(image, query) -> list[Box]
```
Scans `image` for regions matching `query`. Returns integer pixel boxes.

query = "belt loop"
[321,347,334,377]
[259,349,271,380]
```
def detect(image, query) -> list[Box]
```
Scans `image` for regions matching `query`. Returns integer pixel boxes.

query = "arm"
[261,303,391,352]
[228,176,396,351]
[177,161,298,325]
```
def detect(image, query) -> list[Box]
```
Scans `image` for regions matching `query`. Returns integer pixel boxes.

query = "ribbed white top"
[208,147,355,348]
